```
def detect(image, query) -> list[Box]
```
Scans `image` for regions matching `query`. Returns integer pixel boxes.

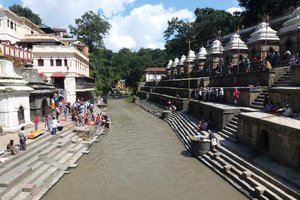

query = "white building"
[144,68,166,82]
[0,7,43,44]
[18,34,94,103]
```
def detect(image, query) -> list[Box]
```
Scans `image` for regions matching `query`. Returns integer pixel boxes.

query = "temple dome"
[172,58,179,68]
[166,59,173,69]
[185,50,196,63]
[209,40,223,54]
[224,33,248,51]
[248,22,279,44]
[196,47,207,60]
[178,55,186,65]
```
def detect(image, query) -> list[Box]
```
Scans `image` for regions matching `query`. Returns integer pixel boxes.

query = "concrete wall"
[268,87,300,112]
[290,64,300,86]
[149,93,187,111]
[189,100,240,130]
[238,112,300,170]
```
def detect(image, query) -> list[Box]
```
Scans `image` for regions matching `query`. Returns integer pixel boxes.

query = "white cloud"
[226,7,243,15]
[20,0,194,52]
[105,4,194,52]
[21,0,135,27]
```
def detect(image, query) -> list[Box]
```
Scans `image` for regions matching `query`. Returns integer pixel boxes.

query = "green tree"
[9,4,42,25]
[69,11,111,51]
[238,0,300,26]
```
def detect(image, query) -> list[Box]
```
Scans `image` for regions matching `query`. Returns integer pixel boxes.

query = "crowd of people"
[194,87,224,102]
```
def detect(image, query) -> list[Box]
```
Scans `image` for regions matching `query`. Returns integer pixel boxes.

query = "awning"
[51,71,65,78]
[38,72,47,81]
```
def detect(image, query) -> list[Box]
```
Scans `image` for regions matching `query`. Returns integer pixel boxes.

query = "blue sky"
[0,0,242,51]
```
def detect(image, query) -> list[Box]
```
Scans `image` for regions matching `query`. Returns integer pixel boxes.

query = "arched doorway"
[258,130,269,151]
[41,98,48,117]
[18,105,25,124]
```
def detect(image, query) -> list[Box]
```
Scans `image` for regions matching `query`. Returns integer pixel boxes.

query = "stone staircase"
[217,115,239,142]
[273,70,291,87]
[137,100,300,200]
[250,91,269,110]
[0,113,104,199]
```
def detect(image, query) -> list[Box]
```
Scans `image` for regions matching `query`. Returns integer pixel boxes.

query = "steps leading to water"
[137,99,300,199]
[0,120,104,200]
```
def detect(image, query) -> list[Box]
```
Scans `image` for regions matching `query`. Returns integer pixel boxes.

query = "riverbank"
[0,106,105,199]
[43,99,245,200]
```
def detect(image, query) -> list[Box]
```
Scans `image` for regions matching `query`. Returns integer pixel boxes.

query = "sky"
[0,0,242,52]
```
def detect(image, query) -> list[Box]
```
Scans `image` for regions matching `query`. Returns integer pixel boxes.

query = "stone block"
[222,164,232,172]
[21,183,36,192]
[255,186,265,196]
[242,171,252,178]
[0,166,32,187]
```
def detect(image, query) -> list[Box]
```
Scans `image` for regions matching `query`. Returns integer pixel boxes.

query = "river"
[43,99,245,200]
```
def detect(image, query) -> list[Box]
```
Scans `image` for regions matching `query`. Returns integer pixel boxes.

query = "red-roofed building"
[144,68,166,82]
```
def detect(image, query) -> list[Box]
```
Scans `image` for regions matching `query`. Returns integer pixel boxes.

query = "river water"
[43,99,245,200]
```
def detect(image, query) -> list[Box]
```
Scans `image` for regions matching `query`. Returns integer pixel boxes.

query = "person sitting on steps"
[7,140,17,155]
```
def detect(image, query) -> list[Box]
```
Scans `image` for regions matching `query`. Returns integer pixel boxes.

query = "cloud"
[20,0,194,52]
[21,0,135,27]
[105,4,194,52]
[226,7,243,14]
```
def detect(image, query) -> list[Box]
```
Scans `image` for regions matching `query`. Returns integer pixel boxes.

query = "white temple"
[171,57,179,76]
[184,50,196,74]
[224,33,248,51]
[247,22,279,44]
[196,47,208,60]
[209,40,223,55]
[177,55,186,75]
[166,59,173,76]
[0,59,33,133]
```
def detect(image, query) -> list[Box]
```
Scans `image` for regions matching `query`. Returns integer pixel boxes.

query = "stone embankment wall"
[238,112,300,170]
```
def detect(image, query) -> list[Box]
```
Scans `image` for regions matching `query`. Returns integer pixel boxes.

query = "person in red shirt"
[233,88,241,106]
[34,114,39,131]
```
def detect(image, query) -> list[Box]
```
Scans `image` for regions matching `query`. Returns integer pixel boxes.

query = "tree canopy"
[9,4,42,25]
[238,0,300,25]
[69,11,111,52]
[164,8,242,58]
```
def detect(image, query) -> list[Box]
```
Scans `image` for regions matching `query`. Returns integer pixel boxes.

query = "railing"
[76,83,95,90]
[0,43,33,62]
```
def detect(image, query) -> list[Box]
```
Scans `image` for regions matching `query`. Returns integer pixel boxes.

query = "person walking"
[46,114,52,132]
[34,114,39,131]
[51,117,59,135]
[18,127,27,151]
[233,88,241,106]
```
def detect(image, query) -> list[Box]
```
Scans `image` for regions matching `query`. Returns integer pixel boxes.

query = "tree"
[69,11,111,51]
[238,0,300,26]
[9,4,42,25]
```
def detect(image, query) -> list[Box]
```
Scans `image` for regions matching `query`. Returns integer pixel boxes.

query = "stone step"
[217,146,300,199]
[250,104,263,110]
[0,165,32,188]
[0,162,48,200]
[252,101,264,106]
[224,126,237,134]
[217,131,238,143]
[0,129,74,178]
[227,123,237,130]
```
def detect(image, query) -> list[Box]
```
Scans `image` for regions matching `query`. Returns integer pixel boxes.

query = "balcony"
[75,77,95,91]
[0,43,33,62]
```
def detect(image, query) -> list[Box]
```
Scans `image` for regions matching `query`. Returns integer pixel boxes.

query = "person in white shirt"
[51,117,59,135]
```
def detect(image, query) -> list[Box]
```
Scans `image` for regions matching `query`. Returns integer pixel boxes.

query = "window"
[7,20,9,27]
[14,23,16,30]
[64,59,67,66]
[50,59,54,66]
[31,31,34,34]
[56,59,62,66]
[37,59,44,66]
[10,21,13,29]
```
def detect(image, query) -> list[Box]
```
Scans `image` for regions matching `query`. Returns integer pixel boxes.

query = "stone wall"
[149,93,187,111]
[290,64,300,86]
[268,87,300,112]
[238,112,300,170]
[137,91,149,99]
[207,66,290,87]
[189,100,240,130]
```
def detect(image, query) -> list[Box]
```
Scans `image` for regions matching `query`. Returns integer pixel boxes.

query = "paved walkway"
[0,116,74,153]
